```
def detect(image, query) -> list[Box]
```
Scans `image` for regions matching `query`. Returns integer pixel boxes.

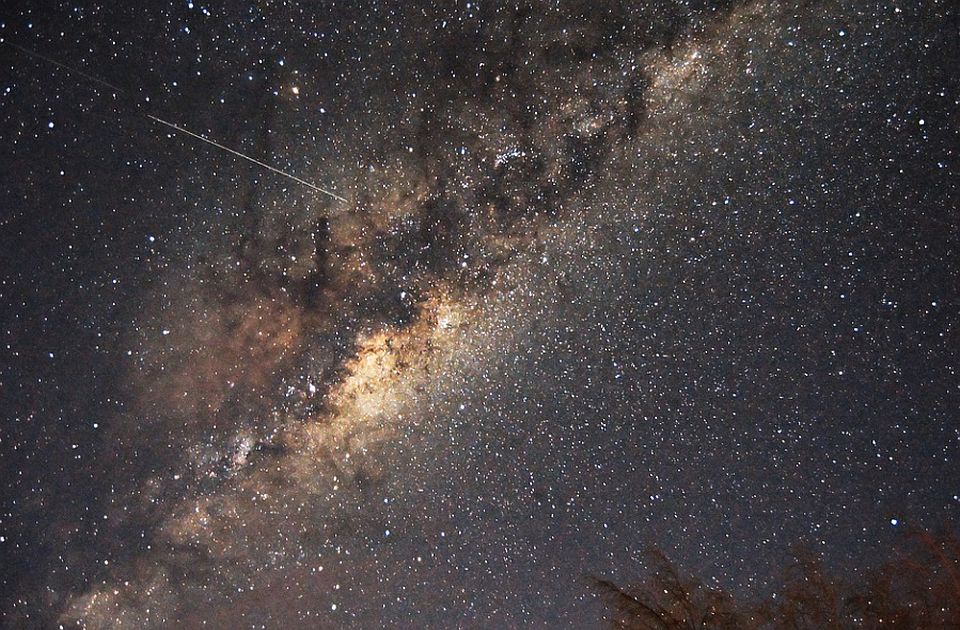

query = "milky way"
[1,0,958,627]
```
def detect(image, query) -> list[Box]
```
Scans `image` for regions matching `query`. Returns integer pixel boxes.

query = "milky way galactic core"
[0,0,957,627]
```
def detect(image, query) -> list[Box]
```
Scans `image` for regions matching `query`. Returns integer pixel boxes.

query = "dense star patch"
[0,0,957,627]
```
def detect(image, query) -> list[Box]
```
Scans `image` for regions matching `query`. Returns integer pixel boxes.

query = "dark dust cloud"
[1,0,958,627]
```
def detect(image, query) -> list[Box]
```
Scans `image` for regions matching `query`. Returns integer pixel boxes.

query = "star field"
[0,0,958,627]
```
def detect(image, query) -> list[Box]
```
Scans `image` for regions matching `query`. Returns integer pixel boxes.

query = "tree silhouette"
[592,528,960,629]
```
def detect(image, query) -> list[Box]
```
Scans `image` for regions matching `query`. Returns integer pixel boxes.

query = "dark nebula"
[1,0,958,627]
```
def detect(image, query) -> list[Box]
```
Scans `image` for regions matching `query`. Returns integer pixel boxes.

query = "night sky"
[1,0,958,627]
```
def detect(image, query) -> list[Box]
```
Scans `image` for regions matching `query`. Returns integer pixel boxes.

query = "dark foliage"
[593,528,960,629]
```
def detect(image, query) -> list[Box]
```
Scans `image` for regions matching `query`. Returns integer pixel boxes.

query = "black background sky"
[1,0,958,627]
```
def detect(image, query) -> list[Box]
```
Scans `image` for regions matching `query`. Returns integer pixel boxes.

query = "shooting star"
[147,114,347,202]
[3,40,126,94]
[2,40,347,203]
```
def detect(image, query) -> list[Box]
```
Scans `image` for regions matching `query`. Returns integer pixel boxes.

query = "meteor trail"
[2,40,347,202]
[147,114,348,202]
[3,40,126,94]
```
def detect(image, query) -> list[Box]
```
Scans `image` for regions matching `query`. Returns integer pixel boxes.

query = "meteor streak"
[2,40,346,202]
[3,40,126,94]
[146,114,348,202]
